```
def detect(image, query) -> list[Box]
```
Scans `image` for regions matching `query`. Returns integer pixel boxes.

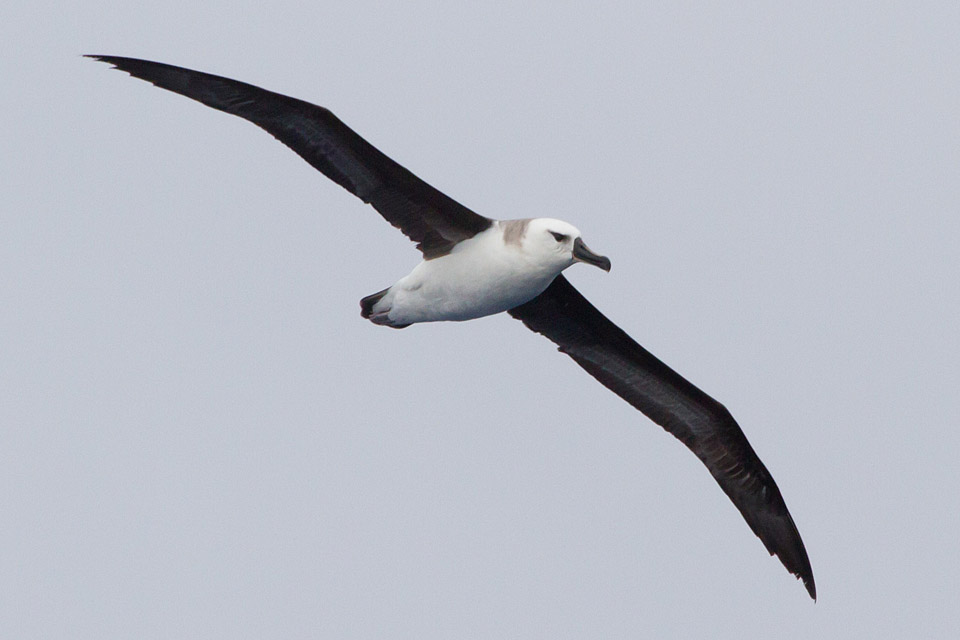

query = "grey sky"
[3,2,959,638]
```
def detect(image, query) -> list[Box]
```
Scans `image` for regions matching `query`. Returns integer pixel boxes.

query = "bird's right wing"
[87,55,493,258]
[509,275,816,599]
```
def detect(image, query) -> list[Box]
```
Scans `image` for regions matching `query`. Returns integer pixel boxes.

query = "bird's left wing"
[509,275,816,599]
[86,56,492,258]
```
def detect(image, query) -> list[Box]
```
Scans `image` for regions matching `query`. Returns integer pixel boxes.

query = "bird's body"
[89,55,816,599]
[366,218,597,327]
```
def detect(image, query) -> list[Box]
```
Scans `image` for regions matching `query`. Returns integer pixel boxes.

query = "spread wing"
[87,55,492,258]
[509,275,816,599]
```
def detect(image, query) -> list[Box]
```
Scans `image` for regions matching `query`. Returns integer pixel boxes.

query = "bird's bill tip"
[572,237,611,272]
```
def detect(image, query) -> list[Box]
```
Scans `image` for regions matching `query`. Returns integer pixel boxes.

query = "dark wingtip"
[775,525,816,600]
[785,526,816,601]
[85,55,143,73]
[781,533,815,600]
[775,524,816,600]
[85,54,116,64]
[85,55,138,75]
[769,538,815,600]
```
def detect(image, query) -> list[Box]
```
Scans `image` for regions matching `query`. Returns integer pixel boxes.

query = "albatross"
[88,55,816,599]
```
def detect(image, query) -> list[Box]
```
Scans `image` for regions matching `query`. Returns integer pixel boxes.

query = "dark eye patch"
[550,231,569,243]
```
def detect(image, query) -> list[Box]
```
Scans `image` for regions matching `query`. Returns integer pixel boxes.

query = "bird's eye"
[550,231,569,243]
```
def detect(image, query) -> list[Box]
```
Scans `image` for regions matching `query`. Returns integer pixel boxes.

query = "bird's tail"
[360,287,390,319]
[359,287,410,328]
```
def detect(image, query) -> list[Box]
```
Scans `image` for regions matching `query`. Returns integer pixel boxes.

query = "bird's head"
[520,218,611,274]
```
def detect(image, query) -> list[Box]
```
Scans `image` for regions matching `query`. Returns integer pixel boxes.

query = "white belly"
[382,229,559,325]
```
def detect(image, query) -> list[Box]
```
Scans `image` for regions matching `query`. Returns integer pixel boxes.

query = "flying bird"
[88,55,815,599]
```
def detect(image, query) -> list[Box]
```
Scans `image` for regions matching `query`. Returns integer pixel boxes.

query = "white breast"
[384,224,559,325]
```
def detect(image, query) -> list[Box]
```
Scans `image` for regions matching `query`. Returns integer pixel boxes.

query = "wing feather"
[510,275,816,599]
[87,55,492,258]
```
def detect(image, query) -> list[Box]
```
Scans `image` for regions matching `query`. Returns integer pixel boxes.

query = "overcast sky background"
[3,2,960,638]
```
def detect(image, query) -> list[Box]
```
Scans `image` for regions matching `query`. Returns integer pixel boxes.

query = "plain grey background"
[3,2,959,638]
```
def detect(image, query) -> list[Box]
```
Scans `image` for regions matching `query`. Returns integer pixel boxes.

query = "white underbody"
[368,223,564,326]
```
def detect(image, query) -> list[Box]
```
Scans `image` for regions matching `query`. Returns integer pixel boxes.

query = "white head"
[514,218,611,274]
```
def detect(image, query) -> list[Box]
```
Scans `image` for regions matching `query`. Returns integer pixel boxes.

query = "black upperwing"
[509,275,816,599]
[87,55,492,258]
